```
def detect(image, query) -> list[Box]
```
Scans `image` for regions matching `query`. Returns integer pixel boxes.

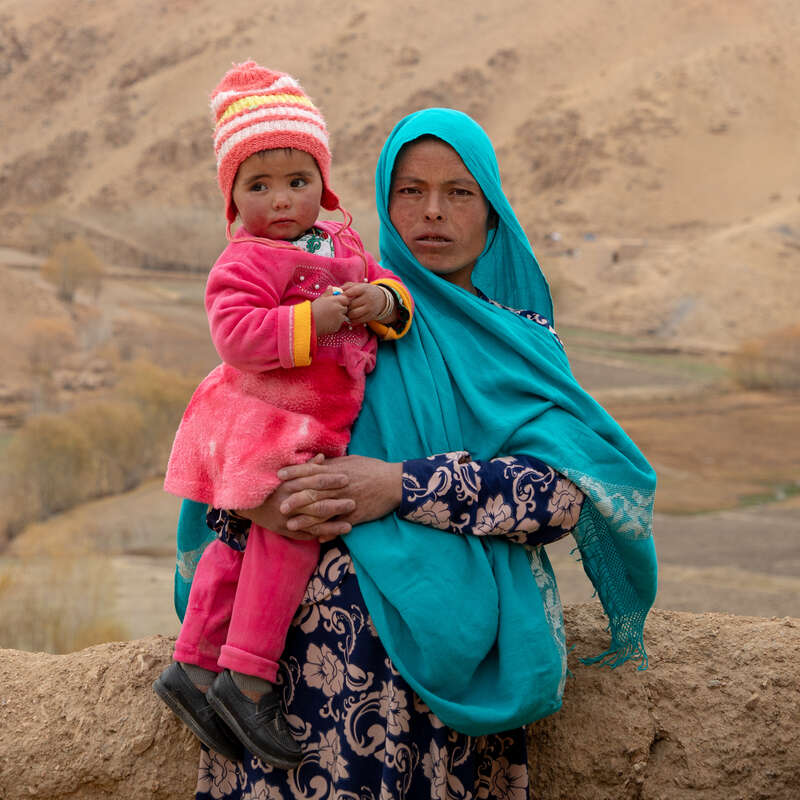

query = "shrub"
[3,413,93,526]
[731,324,800,391]
[0,542,128,653]
[24,317,77,378]
[68,400,148,495]
[0,359,197,539]
[114,359,197,469]
[23,317,78,412]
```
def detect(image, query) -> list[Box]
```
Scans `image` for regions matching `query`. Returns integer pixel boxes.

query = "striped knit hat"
[211,61,340,223]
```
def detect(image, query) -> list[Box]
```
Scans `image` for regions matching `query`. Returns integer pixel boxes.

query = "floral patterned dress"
[195,303,585,800]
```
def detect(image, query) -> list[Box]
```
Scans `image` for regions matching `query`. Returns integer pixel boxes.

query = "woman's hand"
[340,283,388,326]
[236,454,356,540]
[277,454,403,532]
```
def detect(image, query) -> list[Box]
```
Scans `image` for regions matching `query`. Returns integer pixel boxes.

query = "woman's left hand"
[236,454,355,540]
[278,454,403,535]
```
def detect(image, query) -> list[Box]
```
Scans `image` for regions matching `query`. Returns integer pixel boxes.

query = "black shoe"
[207,669,302,770]
[153,663,242,762]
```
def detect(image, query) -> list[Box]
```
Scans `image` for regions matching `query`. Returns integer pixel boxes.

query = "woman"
[180,108,657,799]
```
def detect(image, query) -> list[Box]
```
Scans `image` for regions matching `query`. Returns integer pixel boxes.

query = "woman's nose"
[423,195,444,221]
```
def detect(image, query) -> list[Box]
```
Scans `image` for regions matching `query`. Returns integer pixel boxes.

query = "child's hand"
[311,287,350,336]
[341,282,386,326]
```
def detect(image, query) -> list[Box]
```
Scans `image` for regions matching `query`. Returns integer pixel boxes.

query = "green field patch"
[561,326,727,385]
[738,480,800,509]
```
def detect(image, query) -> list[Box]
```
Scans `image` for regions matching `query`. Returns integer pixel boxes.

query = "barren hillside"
[1,0,799,351]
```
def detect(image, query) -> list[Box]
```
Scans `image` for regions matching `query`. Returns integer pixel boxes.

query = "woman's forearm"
[400,451,584,546]
[210,451,582,549]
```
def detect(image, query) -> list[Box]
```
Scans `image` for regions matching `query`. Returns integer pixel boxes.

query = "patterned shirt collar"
[292,227,334,258]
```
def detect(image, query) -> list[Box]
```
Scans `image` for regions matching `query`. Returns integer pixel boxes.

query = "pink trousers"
[174,525,319,682]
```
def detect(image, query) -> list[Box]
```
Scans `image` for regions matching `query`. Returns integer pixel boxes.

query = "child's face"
[232,149,323,240]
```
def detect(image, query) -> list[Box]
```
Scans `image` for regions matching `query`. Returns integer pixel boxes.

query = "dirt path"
[108,493,800,640]
[549,499,800,618]
[117,498,800,641]
[3,339,798,651]
[4,458,798,650]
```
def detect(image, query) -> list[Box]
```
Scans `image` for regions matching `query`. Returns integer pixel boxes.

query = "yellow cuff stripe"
[368,279,414,340]
[220,94,316,123]
[292,301,313,367]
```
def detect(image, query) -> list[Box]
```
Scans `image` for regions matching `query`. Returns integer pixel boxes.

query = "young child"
[153,61,413,769]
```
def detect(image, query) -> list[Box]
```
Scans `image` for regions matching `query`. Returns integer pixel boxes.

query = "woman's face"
[389,138,491,292]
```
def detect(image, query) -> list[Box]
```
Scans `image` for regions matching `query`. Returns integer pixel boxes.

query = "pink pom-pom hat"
[211,60,340,223]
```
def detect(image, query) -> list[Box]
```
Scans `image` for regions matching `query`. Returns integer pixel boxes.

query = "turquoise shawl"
[174,108,657,736]
[343,108,657,734]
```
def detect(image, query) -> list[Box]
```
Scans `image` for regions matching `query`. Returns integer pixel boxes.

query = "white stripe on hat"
[214,105,326,152]
[216,118,330,165]
[210,75,301,115]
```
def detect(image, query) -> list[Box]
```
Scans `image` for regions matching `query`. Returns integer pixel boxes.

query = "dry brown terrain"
[0,4,798,797]
[3,607,800,799]
[0,1,797,643]
[1,0,799,641]
[4,379,799,644]
[1,4,800,799]
[2,0,800,392]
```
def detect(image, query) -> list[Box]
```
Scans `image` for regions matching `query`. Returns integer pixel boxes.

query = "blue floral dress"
[195,303,584,800]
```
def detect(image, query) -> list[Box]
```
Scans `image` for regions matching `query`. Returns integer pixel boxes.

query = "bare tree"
[41,237,104,303]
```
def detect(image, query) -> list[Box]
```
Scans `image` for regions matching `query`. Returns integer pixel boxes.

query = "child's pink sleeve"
[205,260,317,371]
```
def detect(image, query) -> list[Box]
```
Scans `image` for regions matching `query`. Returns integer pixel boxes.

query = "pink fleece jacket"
[164,221,413,509]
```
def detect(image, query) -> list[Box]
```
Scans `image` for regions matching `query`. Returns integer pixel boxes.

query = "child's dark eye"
[250,182,268,192]
[290,177,308,188]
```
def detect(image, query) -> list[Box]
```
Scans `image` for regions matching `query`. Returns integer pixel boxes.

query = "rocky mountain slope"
[2,0,799,348]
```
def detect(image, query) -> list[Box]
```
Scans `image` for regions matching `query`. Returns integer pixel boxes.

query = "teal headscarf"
[174,108,657,736]
[342,108,658,734]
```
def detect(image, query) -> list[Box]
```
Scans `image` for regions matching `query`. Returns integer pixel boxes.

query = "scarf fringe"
[579,632,650,671]
[572,500,652,671]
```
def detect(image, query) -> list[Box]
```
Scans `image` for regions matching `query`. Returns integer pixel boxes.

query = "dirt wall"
[0,605,797,799]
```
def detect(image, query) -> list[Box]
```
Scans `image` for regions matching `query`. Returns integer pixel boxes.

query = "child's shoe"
[153,662,242,762]
[207,669,302,769]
